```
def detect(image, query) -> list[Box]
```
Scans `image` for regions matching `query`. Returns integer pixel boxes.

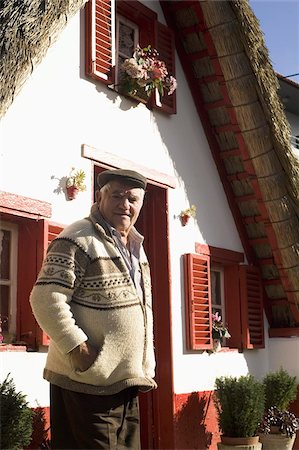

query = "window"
[211,267,224,319]
[0,222,18,342]
[85,0,177,114]
[184,245,265,351]
[0,191,64,348]
[116,14,139,86]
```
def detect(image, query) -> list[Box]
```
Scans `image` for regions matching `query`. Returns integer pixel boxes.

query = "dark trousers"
[50,384,140,450]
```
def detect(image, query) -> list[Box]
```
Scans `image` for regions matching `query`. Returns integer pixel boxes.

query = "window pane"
[119,22,135,57]
[0,285,9,332]
[0,229,11,279]
[211,270,221,306]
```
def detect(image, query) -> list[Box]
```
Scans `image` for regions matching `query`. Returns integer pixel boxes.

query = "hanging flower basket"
[120,45,177,103]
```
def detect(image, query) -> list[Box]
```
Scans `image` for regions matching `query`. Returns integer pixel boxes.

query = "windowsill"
[219,347,239,353]
[0,344,27,352]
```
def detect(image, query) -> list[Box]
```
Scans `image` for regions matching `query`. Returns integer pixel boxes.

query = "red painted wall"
[174,391,220,449]
[25,406,50,449]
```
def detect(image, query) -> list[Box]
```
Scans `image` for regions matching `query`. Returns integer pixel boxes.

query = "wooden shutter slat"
[240,265,265,349]
[184,253,212,350]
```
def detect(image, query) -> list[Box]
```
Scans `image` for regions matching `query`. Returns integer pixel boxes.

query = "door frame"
[92,160,175,449]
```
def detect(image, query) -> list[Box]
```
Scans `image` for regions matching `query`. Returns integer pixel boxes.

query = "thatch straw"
[0,0,88,118]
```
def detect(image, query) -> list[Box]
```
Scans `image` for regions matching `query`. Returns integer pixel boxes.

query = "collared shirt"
[105,221,144,301]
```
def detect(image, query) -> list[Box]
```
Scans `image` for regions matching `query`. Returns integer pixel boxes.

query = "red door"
[94,167,175,449]
[135,183,175,449]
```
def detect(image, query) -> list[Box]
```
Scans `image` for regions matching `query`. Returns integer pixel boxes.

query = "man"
[30,168,156,450]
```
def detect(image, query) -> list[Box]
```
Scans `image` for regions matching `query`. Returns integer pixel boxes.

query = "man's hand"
[70,341,98,372]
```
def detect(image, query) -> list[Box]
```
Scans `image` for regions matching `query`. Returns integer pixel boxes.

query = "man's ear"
[95,190,101,204]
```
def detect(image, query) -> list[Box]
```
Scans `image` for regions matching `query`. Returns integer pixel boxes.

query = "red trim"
[0,344,27,352]
[0,191,51,218]
[195,243,244,265]
[269,328,299,338]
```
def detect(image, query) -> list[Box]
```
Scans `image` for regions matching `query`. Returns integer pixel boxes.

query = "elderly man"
[30,169,156,450]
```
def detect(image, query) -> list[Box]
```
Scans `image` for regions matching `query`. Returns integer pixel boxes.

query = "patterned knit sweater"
[30,204,156,395]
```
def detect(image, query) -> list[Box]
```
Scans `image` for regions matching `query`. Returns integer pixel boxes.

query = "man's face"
[96,180,145,235]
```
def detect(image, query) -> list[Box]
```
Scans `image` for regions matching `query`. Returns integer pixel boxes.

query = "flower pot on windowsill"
[120,45,177,106]
[118,82,151,104]
[213,338,222,353]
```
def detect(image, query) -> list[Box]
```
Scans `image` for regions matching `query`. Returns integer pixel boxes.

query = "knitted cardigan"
[30,204,156,395]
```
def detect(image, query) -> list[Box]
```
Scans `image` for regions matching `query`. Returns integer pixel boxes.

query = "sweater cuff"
[57,329,88,354]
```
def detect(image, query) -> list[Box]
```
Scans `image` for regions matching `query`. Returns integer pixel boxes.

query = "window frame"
[85,0,177,114]
[184,244,265,351]
[0,221,18,341]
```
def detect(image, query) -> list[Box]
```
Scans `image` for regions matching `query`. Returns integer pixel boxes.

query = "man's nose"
[119,197,130,209]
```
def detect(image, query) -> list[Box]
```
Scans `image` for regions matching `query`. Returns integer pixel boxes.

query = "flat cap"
[97,169,147,190]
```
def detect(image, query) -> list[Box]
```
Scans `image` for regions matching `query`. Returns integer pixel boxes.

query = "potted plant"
[65,167,86,200]
[120,45,177,103]
[0,374,33,449]
[259,368,299,449]
[214,374,265,449]
[180,204,196,226]
[210,312,231,353]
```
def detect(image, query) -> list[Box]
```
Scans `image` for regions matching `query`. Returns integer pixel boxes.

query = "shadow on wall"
[174,391,216,449]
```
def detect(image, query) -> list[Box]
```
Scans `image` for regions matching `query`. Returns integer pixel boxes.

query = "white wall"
[2,1,296,404]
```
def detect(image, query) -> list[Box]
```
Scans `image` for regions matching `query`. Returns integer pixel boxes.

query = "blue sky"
[250,0,299,81]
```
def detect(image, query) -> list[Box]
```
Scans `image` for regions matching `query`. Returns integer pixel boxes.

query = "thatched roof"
[0,0,88,118]
[1,0,299,332]
[161,0,299,332]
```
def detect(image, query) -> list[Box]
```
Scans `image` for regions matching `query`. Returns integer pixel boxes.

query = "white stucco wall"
[1,1,298,406]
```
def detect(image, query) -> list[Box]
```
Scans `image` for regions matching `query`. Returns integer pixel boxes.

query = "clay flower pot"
[180,213,191,226]
[66,185,79,200]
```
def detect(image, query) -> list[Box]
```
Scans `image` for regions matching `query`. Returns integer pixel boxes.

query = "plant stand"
[258,433,295,450]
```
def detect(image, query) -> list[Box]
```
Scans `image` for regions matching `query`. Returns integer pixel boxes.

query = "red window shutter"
[239,265,265,349]
[85,0,114,84]
[224,264,242,349]
[35,221,64,346]
[155,22,176,114]
[184,253,212,350]
[17,219,41,348]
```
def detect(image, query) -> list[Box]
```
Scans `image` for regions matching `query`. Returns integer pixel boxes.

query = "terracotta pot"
[221,436,259,445]
[218,435,262,449]
[180,214,190,226]
[66,186,79,200]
